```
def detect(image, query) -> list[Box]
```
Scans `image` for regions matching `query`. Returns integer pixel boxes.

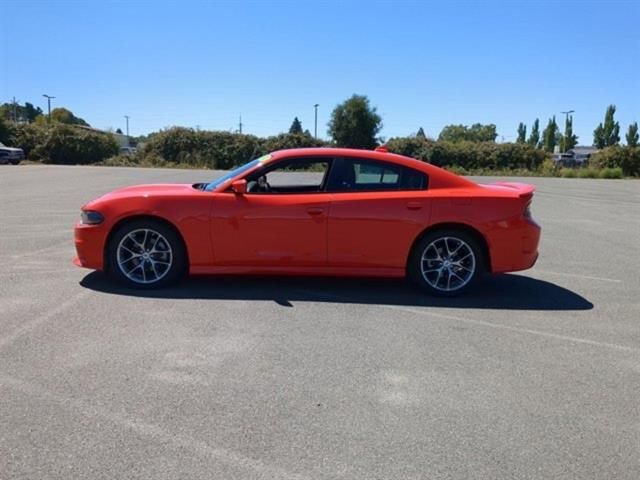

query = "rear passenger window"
[330,158,428,192]
[355,163,400,186]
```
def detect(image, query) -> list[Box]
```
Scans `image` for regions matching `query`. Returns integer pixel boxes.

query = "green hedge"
[4,116,637,177]
[589,146,640,177]
[142,131,549,172]
[386,137,547,171]
[6,122,118,164]
[140,127,328,169]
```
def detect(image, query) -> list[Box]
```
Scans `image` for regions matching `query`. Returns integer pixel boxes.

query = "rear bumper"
[74,222,107,270]
[488,218,541,273]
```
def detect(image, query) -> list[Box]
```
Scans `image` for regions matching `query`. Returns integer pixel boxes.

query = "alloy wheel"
[116,228,173,284]
[420,236,476,292]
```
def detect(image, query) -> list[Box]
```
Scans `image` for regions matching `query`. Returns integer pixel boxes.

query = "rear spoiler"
[487,181,536,199]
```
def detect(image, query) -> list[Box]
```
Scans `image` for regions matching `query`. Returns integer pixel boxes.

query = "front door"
[211,157,333,267]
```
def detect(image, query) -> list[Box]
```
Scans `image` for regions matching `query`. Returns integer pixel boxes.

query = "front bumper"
[73,222,107,270]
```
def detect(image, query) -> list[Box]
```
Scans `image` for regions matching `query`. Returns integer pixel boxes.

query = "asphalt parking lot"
[1,164,639,480]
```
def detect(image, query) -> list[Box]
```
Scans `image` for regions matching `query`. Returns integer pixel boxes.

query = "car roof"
[270,147,426,169]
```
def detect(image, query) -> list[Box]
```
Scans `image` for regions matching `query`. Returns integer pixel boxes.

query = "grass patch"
[559,168,577,178]
[599,167,623,179]
[577,168,600,179]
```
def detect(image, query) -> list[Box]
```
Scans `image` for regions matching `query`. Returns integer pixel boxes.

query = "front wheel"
[107,219,186,288]
[408,229,485,296]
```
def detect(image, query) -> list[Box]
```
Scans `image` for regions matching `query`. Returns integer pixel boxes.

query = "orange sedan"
[74,148,540,295]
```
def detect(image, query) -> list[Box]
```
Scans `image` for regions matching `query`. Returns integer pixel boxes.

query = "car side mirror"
[231,179,247,194]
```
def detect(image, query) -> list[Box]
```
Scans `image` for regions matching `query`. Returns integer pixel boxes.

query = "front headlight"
[80,210,104,225]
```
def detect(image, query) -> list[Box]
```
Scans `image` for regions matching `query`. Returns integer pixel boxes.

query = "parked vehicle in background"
[552,146,599,167]
[0,142,25,165]
[119,146,137,155]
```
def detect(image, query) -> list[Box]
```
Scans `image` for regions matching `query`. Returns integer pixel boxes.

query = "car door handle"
[406,202,422,210]
[307,207,324,216]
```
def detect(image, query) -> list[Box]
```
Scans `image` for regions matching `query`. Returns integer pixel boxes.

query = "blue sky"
[2,0,638,144]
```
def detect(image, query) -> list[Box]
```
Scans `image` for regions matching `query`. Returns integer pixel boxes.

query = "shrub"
[260,132,328,154]
[141,128,331,169]
[385,137,547,171]
[9,123,41,158]
[41,125,118,164]
[559,168,577,178]
[0,117,15,144]
[589,146,639,177]
[142,128,260,169]
[8,123,118,163]
[577,168,599,178]
[540,157,557,176]
[598,167,623,179]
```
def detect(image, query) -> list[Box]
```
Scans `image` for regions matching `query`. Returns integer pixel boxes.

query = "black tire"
[106,219,187,289]
[408,229,485,296]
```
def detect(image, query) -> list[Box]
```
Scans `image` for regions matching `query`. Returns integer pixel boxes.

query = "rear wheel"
[107,219,186,288]
[408,229,484,296]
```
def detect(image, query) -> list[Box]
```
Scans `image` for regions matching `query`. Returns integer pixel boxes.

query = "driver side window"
[245,158,332,194]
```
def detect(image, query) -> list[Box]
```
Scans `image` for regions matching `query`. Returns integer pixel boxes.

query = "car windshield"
[204,156,267,192]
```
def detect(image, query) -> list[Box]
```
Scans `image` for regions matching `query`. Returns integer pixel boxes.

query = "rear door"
[326,157,431,269]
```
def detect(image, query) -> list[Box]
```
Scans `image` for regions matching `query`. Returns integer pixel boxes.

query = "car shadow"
[80,272,593,311]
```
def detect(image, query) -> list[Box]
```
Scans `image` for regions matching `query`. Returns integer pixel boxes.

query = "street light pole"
[313,104,319,139]
[560,110,575,152]
[561,110,575,125]
[124,115,130,137]
[42,94,55,117]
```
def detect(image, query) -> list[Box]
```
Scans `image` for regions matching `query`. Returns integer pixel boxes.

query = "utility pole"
[42,94,55,118]
[238,115,243,134]
[124,115,130,136]
[313,104,319,139]
[12,96,18,122]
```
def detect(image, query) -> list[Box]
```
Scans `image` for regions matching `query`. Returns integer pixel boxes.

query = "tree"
[593,105,620,148]
[516,122,527,143]
[416,127,426,139]
[560,115,578,152]
[542,116,559,152]
[49,107,90,126]
[527,118,540,148]
[0,101,43,123]
[115,128,123,134]
[288,117,303,134]
[626,122,638,147]
[328,94,382,149]
[24,103,43,122]
[0,117,12,143]
[438,123,497,142]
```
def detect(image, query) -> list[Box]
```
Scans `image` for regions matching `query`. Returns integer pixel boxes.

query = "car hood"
[0,146,24,152]
[86,183,203,207]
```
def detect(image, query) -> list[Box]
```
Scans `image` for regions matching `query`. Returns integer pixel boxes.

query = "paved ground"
[1,165,639,480]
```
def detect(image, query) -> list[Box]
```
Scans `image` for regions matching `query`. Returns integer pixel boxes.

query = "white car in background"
[0,142,25,165]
